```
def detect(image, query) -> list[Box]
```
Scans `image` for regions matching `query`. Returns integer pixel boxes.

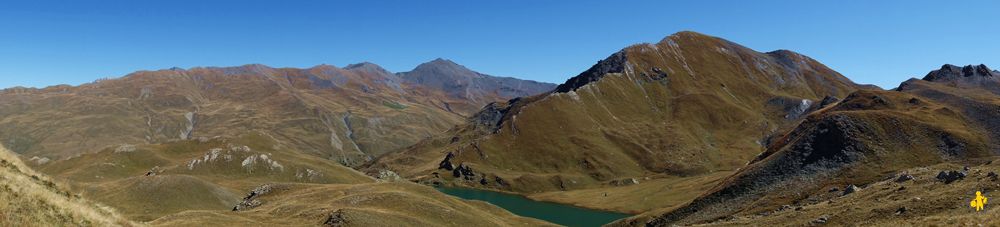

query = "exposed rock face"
[470,101,516,133]
[920,64,1000,95]
[923,64,999,81]
[554,50,628,93]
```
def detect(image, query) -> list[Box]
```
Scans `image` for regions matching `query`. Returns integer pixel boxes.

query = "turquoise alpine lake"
[435,187,631,227]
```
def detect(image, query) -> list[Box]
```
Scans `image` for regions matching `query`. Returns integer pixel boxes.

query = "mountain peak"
[923,64,998,81]
[412,58,469,72]
[344,62,391,75]
[428,57,456,64]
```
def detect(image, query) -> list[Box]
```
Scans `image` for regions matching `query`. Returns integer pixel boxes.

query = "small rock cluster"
[295,168,322,181]
[894,173,915,183]
[114,144,136,153]
[610,178,640,186]
[373,169,402,183]
[438,152,455,170]
[842,184,861,196]
[233,184,274,211]
[453,164,475,179]
[323,209,348,227]
[936,170,967,184]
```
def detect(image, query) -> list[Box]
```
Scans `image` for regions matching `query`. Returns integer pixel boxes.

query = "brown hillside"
[0,61,552,168]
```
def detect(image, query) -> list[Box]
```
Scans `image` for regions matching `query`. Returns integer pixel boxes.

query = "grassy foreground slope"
[37,133,374,221]
[0,145,131,226]
[665,161,998,226]
[150,182,557,227]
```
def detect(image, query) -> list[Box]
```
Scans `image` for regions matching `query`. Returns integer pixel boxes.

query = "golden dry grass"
[0,145,135,226]
[149,182,557,227]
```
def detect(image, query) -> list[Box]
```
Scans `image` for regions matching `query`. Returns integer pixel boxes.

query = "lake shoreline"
[434,186,631,227]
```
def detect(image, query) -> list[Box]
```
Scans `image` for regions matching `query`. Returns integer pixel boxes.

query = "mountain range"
[3,31,999,226]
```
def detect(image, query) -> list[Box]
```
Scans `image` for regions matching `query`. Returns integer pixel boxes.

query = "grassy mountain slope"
[0,145,131,226]
[36,133,374,221]
[644,161,998,226]
[0,60,553,168]
[371,31,863,213]
[624,65,1000,226]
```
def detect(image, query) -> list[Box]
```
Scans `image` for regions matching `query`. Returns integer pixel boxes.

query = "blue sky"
[1,0,997,89]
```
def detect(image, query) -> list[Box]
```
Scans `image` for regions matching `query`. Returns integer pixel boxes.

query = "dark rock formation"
[920,64,1000,95]
[936,170,966,184]
[452,163,475,179]
[895,173,914,183]
[438,152,455,171]
[554,51,628,93]
[817,96,840,109]
[923,64,998,81]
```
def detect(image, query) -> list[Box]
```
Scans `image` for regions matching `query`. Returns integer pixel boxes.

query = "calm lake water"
[435,187,630,227]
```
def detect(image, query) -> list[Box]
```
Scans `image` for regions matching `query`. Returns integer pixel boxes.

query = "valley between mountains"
[3,31,999,226]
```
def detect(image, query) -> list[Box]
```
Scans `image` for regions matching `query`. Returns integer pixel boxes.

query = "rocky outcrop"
[920,64,1000,95]
[233,184,275,211]
[470,100,518,133]
[322,209,348,227]
[553,50,627,93]
[372,169,402,183]
[842,184,860,196]
[923,64,998,81]
[438,152,455,170]
[935,170,966,184]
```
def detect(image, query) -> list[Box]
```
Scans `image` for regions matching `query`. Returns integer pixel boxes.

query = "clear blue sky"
[1,0,997,89]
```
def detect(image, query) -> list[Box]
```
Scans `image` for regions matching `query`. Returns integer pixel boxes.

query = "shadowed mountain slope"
[622,64,1000,226]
